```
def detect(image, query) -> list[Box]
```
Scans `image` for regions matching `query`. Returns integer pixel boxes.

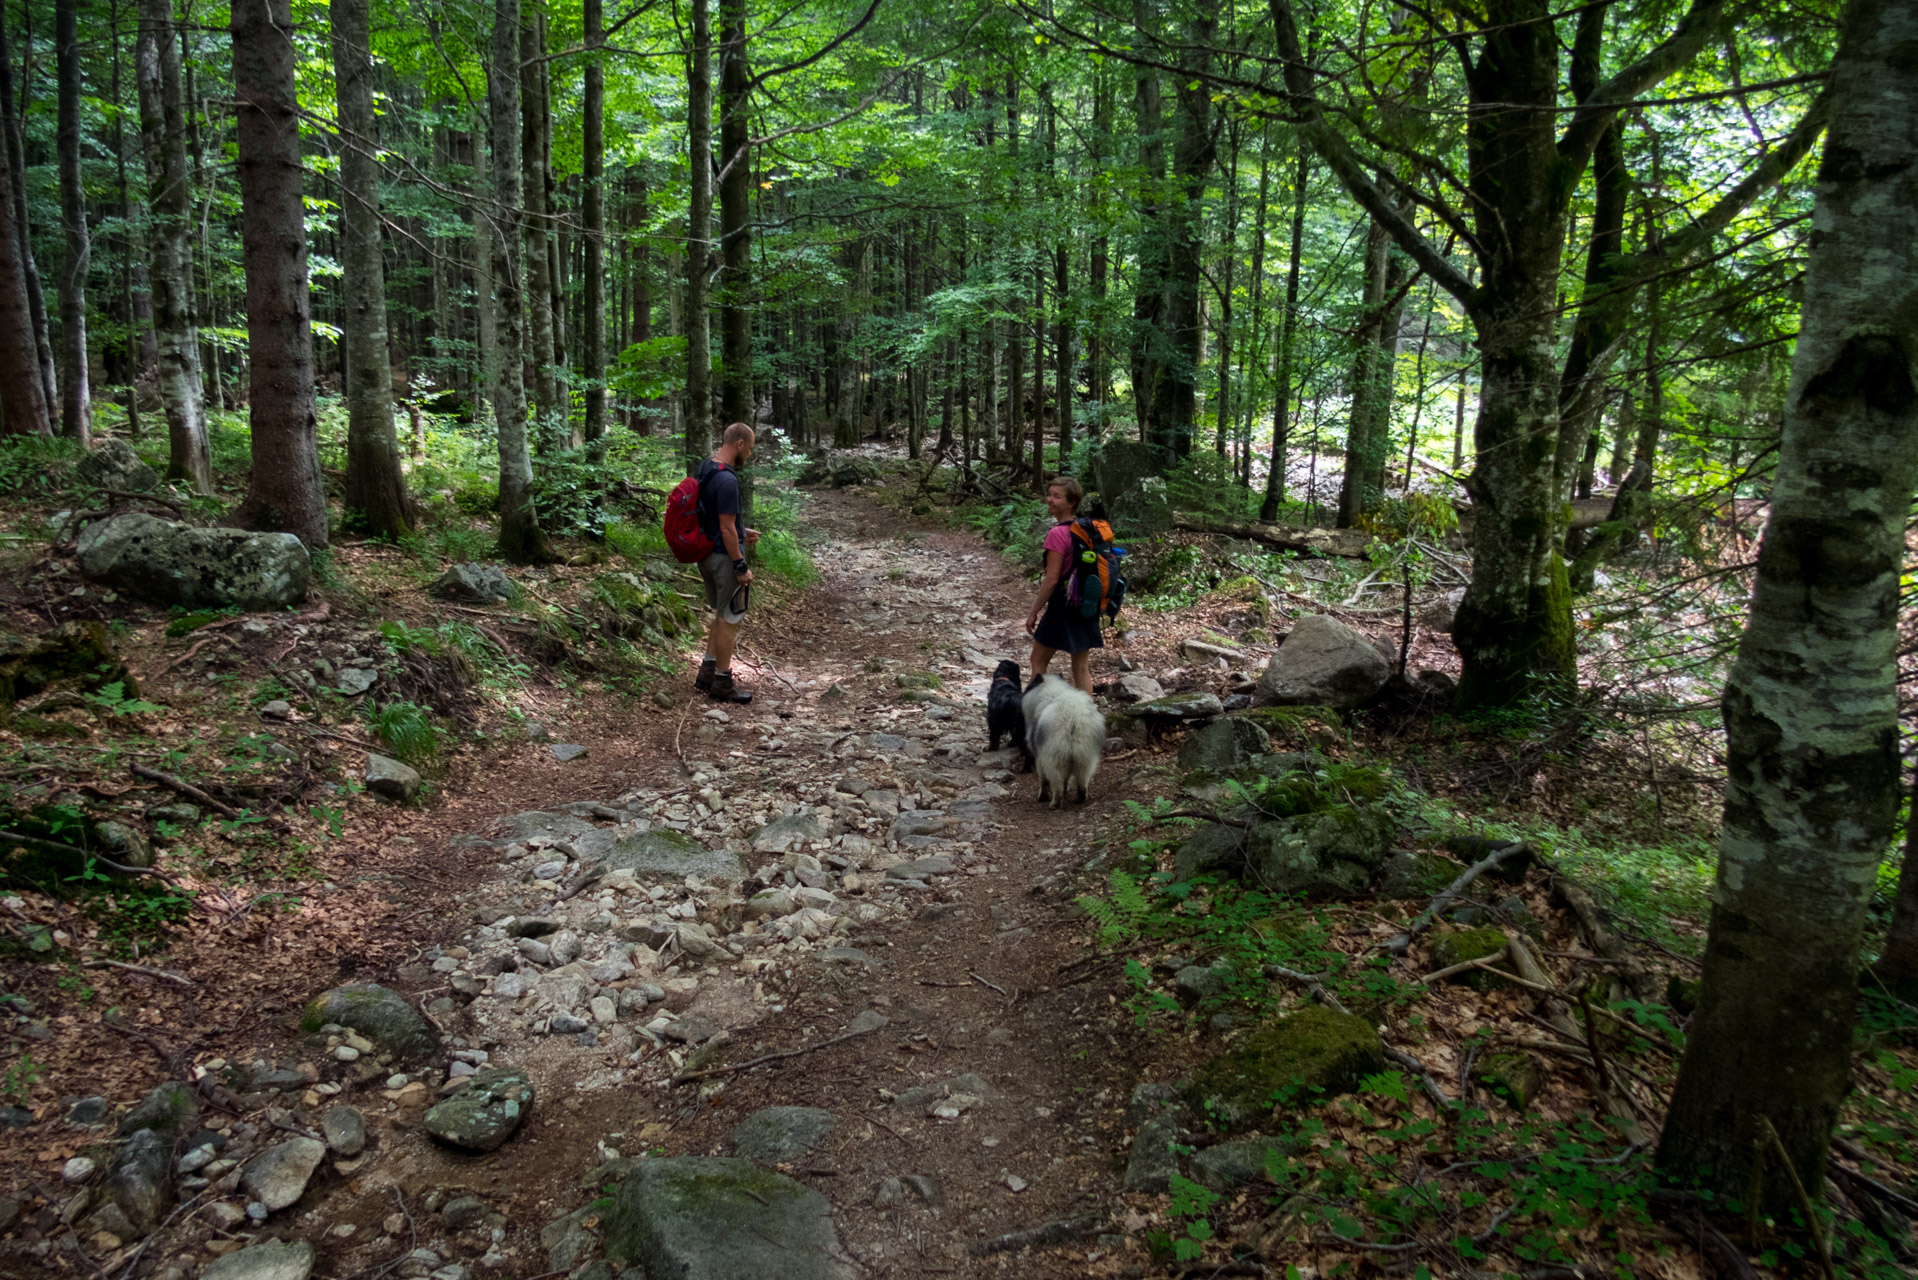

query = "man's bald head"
[722,422,756,449]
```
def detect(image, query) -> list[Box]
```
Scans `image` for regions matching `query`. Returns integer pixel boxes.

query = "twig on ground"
[671,1015,887,1085]
[1760,1117,1835,1280]
[968,1215,1104,1257]
[1382,842,1531,956]
[82,958,193,986]
[130,765,243,819]
[967,971,1007,996]
[1420,945,1511,984]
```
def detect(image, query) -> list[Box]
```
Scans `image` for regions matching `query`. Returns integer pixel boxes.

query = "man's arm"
[719,513,753,583]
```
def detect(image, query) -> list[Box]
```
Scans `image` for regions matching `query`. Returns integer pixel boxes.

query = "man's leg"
[697,616,722,690]
[1069,649,1093,694]
[712,616,739,673]
[1030,640,1056,679]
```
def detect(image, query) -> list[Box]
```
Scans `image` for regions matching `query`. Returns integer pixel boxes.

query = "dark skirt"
[1033,591,1103,654]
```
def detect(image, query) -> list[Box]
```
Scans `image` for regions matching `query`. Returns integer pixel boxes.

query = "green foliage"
[165,610,233,637]
[0,435,80,497]
[610,335,689,401]
[2,1052,40,1105]
[371,701,443,766]
[1077,868,1154,947]
[605,519,668,563]
[963,497,1051,571]
[81,682,167,718]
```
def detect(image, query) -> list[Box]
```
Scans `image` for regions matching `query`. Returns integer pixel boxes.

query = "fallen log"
[1170,511,1375,559]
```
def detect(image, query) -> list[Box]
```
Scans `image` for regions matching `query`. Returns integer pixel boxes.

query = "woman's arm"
[1026,550,1064,634]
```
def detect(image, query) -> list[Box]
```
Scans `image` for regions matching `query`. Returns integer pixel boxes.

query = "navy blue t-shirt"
[694,459,741,548]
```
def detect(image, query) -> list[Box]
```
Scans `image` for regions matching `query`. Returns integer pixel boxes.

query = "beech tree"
[1657,0,1918,1212]
[134,0,208,490]
[54,0,89,445]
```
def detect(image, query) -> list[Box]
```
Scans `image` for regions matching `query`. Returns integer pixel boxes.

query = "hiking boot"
[694,657,716,692]
[708,670,753,704]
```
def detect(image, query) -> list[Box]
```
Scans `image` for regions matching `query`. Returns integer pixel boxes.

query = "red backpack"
[663,463,724,563]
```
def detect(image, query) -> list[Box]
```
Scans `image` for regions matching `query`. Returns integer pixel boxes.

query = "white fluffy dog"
[1023,674,1105,807]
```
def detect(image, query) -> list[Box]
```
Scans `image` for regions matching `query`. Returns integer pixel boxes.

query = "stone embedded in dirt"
[551,744,589,762]
[1242,805,1395,900]
[260,700,292,719]
[199,1238,315,1280]
[117,1080,196,1138]
[1191,1135,1298,1193]
[1,619,138,709]
[745,888,798,919]
[76,512,309,609]
[61,1155,96,1185]
[430,563,516,604]
[442,1195,491,1232]
[895,1071,993,1113]
[1417,587,1466,635]
[1133,691,1225,727]
[752,813,825,855]
[885,855,957,882]
[506,917,561,939]
[1427,926,1512,991]
[1186,1006,1387,1132]
[336,667,378,696]
[321,1105,366,1157]
[604,1156,854,1280]
[364,754,421,803]
[67,1096,108,1125]
[240,1136,326,1212]
[1174,965,1231,1010]
[814,946,880,971]
[1107,672,1165,703]
[662,1015,722,1044]
[1177,717,1272,774]
[76,438,160,493]
[1124,1110,1185,1193]
[1254,614,1391,711]
[732,1106,836,1164]
[425,1066,534,1152]
[1474,1052,1545,1110]
[106,1129,173,1232]
[300,984,438,1062]
[549,1013,591,1034]
[598,829,743,884]
[494,811,598,844]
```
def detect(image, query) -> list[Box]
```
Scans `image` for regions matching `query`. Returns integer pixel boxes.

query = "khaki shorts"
[698,551,749,625]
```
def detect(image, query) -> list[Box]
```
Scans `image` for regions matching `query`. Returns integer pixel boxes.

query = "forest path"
[298,484,1154,1280]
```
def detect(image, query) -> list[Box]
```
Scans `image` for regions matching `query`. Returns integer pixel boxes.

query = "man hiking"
[692,422,760,704]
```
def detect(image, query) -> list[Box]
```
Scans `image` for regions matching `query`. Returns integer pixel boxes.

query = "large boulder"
[75,439,158,493]
[299,984,437,1061]
[1186,1006,1387,1132]
[604,1156,854,1280]
[76,513,309,610]
[1243,806,1396,900]
[797,454,880,489]
[431,562,516,603]
[1178,717,1271,774]
[424,1066,534,1152]
[1254,615,1390,711]
[598,829,744,884]
[364,754,421,803]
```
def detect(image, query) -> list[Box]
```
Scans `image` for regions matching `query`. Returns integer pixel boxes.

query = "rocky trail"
[24,488,1186,1280]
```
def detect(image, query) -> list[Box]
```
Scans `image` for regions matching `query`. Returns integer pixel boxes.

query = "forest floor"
[1,456,1913,1280]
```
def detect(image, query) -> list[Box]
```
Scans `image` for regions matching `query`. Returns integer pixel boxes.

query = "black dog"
[986,659,1029,769]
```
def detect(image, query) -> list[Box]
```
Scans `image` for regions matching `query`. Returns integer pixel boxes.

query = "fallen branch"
[1382,842,1531,956]
[82,958,193,987]
[671,1014,887,1086]
[968,1215,1104,1257]
[0,830,167,879]
[1171,511,1374,559]
[1420,944,1511,984]
[130,765,243,819]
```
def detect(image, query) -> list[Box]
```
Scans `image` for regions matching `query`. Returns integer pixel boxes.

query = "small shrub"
[371,701,442,766]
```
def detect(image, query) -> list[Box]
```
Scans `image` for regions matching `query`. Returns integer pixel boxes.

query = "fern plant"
[1076,869,1154,946]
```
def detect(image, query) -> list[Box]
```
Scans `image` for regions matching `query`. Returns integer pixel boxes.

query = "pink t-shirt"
[1044,523,1079,603]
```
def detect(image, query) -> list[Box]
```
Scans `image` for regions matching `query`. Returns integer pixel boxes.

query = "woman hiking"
[1024,475,1100,694]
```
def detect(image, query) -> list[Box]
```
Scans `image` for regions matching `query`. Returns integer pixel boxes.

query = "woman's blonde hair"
[1048,475,1083,511]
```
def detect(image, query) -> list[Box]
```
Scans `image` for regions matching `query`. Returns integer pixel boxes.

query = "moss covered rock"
[1427,926,1511,991]
[1474,1052,1545,1110]
[117,1080,196,1137]
[1178,717,1271,774]
[424,1066,534,1152]
[605,1156,853,1280]
[600,829,744,884]
[587,572,654,639]
[1242,803,1395,900]
[0,621,135,709]
[299,983,438,1061]
[1229,706,1341,742]
[1375,851,1463,901]
[1187,1006,1387,1131]
[1172,822,1251,883]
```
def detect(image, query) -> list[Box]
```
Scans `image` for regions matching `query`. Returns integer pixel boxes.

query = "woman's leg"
[1069,648,1093,694]
[1030,640,1057,678]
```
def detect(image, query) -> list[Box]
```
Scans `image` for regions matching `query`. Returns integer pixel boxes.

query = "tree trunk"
[489,0,550,561]
[55,0,90,445]
[0,117,48,435]
[684,0,712,463]
[331,0,412,538]
[1658,0,1918,1217]
[1129,5,1165,445]
[0,2,57,419]
[521,16,559,451]
[1873,767,1918,998]
[1259,139,1308,521]
[230,0,326,547]
[1150,0,1217,460]
[717,0,750,428]
[581,0,605,448]
[134,0,206,486]
[1338,212,1407,527]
